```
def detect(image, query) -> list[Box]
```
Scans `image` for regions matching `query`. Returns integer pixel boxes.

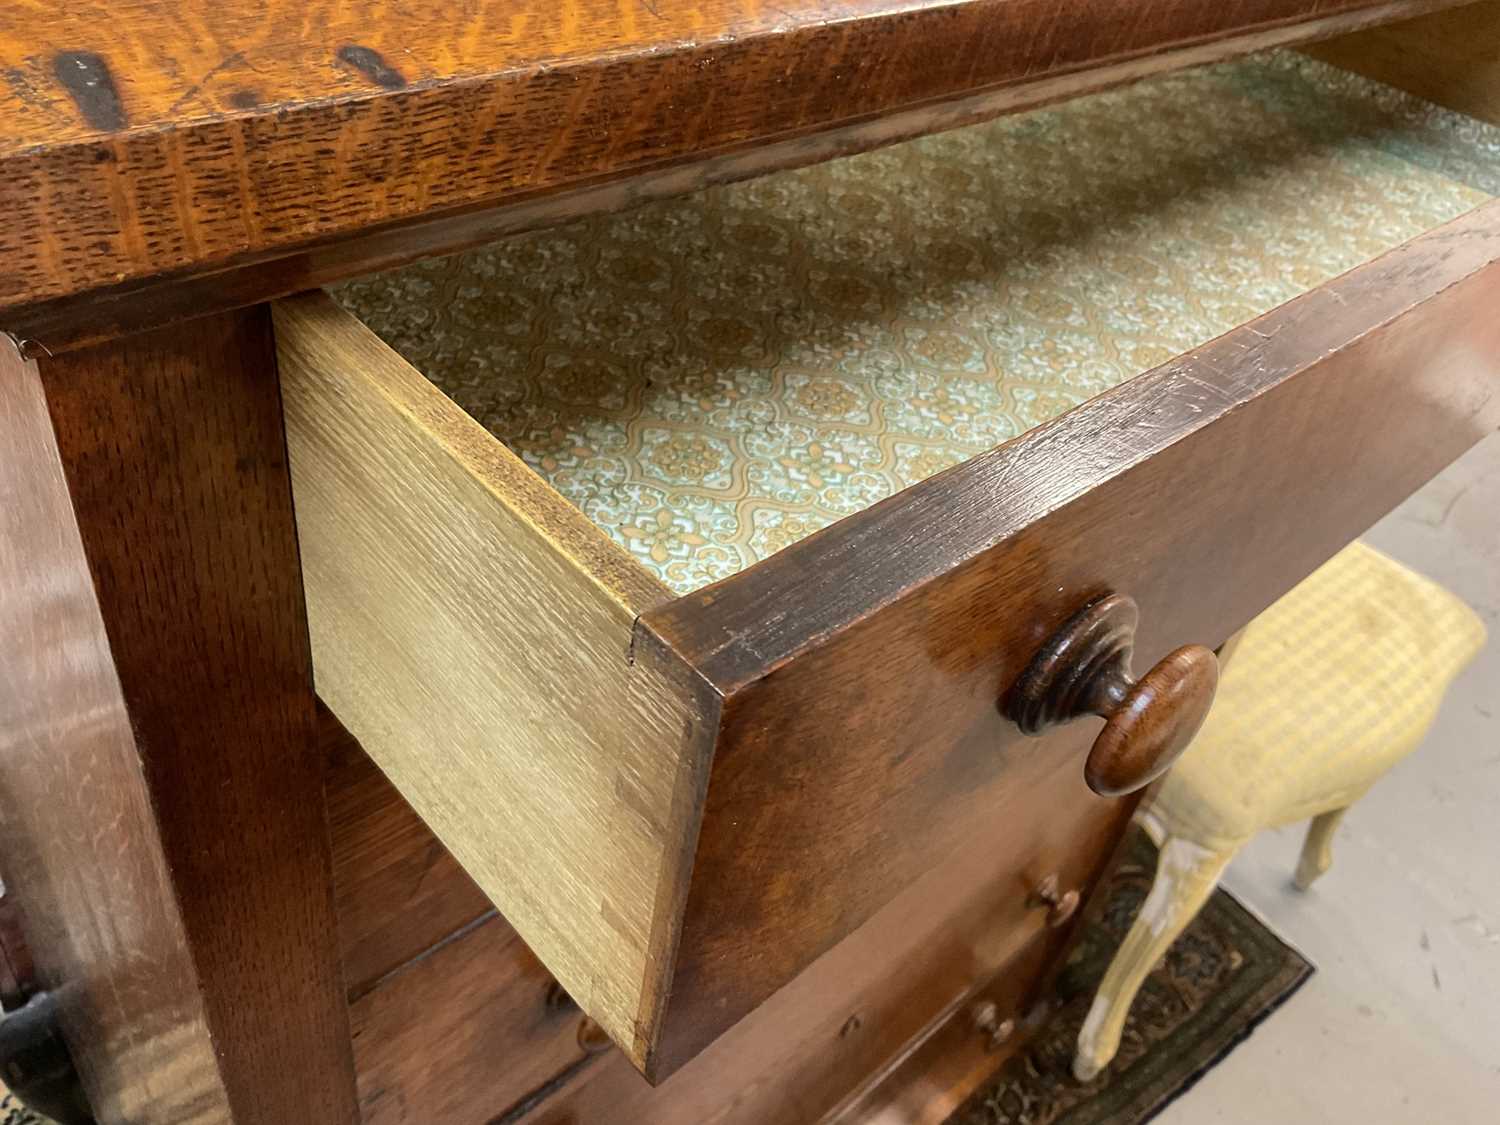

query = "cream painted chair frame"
[1074,543,1486,1083]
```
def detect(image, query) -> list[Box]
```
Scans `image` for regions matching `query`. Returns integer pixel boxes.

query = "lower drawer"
[350,915,585,1125]
[337,732,1131,1125]
[324,707,491,996]
[279,55,1500,1079]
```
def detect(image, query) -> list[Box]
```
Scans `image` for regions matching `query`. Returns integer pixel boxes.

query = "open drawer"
[276,57,1500,1081]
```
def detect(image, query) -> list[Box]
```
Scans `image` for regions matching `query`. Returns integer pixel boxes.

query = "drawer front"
[323,704,493,996]
[280,202,1500,1082]
[638,203,1500,1073]
[324,720,598,1122]
[340,753,1130,1125]
[349,914,591,1125]
[519,765,1132,1125]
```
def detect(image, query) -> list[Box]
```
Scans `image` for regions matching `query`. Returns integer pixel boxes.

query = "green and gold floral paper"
[336,54,1498,595]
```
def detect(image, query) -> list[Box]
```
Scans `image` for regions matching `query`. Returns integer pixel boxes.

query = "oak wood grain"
[275,292,716,1071]
[0,316,359,1122]
[0,333,225,1123]
[1307,0,1500,123]
[0,0,1469,346]
[638,200,1500,1074]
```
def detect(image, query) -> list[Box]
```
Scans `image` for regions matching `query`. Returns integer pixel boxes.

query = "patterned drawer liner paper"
[335,53,1499,597]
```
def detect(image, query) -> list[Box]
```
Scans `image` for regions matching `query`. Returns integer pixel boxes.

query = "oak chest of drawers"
[2,2,1498,1122]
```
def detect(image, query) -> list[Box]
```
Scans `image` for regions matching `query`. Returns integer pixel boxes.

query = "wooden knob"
[970,1000,1016,1051]
[1004,595,1218,797]
[577,1018,613,1055]
[1027,874,1080,927]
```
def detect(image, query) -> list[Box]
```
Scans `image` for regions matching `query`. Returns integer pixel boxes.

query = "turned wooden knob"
[1004,595,1218,797]
[1027,874,1080,927]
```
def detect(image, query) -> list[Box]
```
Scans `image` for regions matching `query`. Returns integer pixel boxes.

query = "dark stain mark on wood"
[52,51,126,131]
[336,45,407,89]
[228,88,261,110]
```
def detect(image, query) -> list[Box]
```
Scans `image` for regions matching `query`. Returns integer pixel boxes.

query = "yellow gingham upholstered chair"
[1073,541,1486,1083]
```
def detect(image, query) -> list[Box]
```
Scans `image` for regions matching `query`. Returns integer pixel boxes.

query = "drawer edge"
[647,202,1500,688]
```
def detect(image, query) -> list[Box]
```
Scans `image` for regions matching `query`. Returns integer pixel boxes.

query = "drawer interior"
[282,46,1500,1082]
[333,52,1499,596]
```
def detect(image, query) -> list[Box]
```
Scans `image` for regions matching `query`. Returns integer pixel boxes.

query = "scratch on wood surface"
[1172,370,1240,408]
[166,51,249,114]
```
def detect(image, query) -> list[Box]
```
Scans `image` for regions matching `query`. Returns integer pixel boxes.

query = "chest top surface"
[0,0,1462,337]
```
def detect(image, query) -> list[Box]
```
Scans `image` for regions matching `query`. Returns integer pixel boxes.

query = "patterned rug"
[947,828,1312,1125]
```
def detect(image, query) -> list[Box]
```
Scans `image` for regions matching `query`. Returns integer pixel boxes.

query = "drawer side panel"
[275,293,714,1068]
